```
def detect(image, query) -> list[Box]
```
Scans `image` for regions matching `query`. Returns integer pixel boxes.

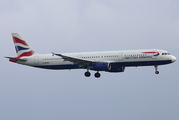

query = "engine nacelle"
[106,67,125,72]
[92,62,111,71]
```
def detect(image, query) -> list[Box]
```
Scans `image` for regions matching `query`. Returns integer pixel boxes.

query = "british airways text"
[124,55,153,59]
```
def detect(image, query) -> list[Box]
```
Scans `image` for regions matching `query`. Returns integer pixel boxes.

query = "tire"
[94,72,101,78]
[85,71,91,77]
[155,71,159,74]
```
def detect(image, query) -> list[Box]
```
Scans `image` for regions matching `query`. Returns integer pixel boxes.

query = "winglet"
[52,52,62,57]
[51,52,55,56]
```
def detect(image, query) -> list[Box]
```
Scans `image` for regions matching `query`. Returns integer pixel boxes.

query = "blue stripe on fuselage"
[111,60,172,67]
[34,60,172,70]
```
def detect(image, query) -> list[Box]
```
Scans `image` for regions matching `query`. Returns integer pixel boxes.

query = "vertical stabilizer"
[12,33,36,58]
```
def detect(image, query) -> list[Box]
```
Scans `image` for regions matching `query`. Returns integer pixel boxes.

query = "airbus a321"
[6,33,176,78]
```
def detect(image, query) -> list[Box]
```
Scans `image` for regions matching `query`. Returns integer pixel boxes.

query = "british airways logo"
[124,52,159,60]
[13,37,35,58]
[13,37,29,46]
[142,52,160,56]
[15,46,29,53]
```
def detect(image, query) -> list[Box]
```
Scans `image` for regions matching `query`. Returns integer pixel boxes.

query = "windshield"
[162,53,170,55]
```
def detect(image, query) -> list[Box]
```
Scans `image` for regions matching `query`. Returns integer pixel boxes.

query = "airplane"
[5,33,176,78]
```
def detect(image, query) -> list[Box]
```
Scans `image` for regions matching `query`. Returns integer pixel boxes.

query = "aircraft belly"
[34,64,80,70]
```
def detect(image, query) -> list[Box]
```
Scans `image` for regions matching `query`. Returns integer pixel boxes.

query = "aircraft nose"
[171,56,176,63]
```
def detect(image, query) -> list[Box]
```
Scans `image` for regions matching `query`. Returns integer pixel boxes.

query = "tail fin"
[12,33,36,58]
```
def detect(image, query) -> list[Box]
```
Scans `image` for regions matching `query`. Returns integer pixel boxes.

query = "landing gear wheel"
[85,71,91,77]
[154,65,159,75]
[94,72,101,78]
[155,71,159,74]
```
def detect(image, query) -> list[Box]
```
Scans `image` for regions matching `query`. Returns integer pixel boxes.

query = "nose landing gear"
[154,65,159,74]
[155,71,159,74]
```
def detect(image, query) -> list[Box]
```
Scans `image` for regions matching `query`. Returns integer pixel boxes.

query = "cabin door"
[118,53,123,61]
[34,56,39,65]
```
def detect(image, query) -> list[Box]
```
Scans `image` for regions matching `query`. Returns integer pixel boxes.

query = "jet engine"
[92,62,111,71]
[106,66,125,72]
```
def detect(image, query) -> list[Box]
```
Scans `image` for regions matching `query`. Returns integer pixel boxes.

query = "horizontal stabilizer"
[5,57,27,62]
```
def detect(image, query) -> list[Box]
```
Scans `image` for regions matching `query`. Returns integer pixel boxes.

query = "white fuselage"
[8,33,176,77]
[18,49,176,71]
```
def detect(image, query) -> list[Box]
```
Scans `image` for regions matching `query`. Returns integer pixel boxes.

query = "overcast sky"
[0,0,179,120]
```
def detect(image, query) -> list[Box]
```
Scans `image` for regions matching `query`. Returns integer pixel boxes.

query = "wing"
[52,52,98,68]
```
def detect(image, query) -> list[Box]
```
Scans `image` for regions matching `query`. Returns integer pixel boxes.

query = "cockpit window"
[162,53,170,55]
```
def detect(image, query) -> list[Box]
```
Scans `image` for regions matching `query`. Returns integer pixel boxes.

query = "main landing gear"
[154,65,159,74]
[94,72,100,78]
[84,70,101,78]
[84,70,91,77]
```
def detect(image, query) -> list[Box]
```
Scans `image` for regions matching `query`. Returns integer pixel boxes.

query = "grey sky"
[1,0,179,120]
